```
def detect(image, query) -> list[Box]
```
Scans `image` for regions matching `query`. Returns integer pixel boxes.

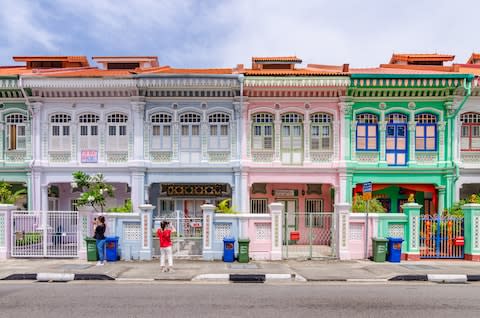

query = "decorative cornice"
[22,78,137,89]
[138,78,239,89]
[244,77,350,87]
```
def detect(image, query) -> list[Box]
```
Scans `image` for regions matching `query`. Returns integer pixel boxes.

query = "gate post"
[269,202,283,260]
[403,202,422,260]
[463,203,480,261]
[201,204,215,260]
[78,210,92,260]
[0,204,15,260]
[139,204,154,260]
[335,203,351,260]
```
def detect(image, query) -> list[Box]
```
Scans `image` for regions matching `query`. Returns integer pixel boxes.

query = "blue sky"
[0,0,478,69]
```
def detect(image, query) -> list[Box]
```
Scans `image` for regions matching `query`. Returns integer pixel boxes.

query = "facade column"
[131,100,146,162]
[436,185,446,215]
[131,171,145,212]
[273,118,281,163]
[303,118,311,163]
[233,101,241,163]
[338,99,353,163]
[462,203,480,261]
[0,204,15,259]
[77,209,92,260]
[438,120,446,164]
[379,120,387,165]
[138,204,154,260]
[233,170,241,212]
[268,202,283,260]
[201,204,215,260]
[335,203,351,260]
[408,121,416,165]
[402,202,422,260]
[241,172,249,213]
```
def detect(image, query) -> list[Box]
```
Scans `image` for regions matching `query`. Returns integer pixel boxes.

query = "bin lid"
[371,237,389,242]
[105,236,119,241]
[84,237,96,241]
[387,237,404,242]
[238,238,250,243]
[223,237,235,242]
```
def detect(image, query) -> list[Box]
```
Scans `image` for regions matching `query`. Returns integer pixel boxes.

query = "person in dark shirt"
[94,216,106,266]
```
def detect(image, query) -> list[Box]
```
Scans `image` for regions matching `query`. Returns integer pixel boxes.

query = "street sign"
[363,182,372,200]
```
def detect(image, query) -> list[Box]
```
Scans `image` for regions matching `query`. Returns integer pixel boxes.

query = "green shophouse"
[344,65,473,214]
[0,75,31,209]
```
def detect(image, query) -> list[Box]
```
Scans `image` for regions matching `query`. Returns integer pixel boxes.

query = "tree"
[0,181,26,205]
[72,171,114,212]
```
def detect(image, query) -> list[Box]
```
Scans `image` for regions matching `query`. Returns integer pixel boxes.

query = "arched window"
[356,113,378,151]
[107,113,128,151]
[460,112,480,151]
[179,112,201,163]
[150,113,172,150]
[311,113,332,151]
[208,113,230,150]
[252,113,273,150]
[50,113,71,151]
[78,113,99,152]
[415,113,437,151]
[6,113,27,150]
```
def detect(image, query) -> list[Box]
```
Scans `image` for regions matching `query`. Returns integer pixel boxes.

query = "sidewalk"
[1,258,480,282]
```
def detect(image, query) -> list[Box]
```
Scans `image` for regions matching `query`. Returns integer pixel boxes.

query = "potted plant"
[215,198,238,214]
[71,171,114,212]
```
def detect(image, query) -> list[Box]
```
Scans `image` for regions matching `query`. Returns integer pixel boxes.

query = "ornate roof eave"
[137,76,240,90]
[244,76,350,88]
[21,77,137,90]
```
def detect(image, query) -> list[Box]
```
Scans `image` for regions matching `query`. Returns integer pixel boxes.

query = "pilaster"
[201,204,215,260]
[402,202,422,260]
[0,204,15,259]
[269,202,283,260]
[139,204,154,260]
[463,203,480,261]
[131,101,146,162]
[335,203,351,260]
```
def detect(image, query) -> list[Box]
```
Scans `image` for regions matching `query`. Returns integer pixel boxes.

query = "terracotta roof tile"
[138,67,232,75]
[29,67,133,77]
[0,66,32,75]
[389,53,455,64]
[252,56,302,63]
[13,56,89,66]
[244,69,346,76]
[467,53,480,64]
[351,66,454,75]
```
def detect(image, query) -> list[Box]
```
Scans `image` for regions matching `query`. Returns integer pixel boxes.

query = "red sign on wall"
[81,150,98,163]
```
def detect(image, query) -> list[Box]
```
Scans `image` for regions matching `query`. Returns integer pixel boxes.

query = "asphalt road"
[0,282,479,318]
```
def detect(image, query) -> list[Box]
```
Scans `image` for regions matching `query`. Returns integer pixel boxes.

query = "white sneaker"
[96,261,104,266]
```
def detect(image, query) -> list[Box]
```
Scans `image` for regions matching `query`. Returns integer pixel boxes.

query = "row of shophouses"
[1,53,480,261]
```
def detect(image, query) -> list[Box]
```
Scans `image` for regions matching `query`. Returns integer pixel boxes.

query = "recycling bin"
[105,236,119,262]
[84,237,98,261]
[387,237,404,263]
[238,238,250,263]
[223,237,235,262]
[371,237,388,262]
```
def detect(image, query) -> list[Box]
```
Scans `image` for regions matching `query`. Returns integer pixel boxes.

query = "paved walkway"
[1,258,480,282]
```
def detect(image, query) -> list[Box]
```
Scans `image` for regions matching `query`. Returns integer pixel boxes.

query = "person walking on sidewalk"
[157,221,176,272]
[94,216,106,266]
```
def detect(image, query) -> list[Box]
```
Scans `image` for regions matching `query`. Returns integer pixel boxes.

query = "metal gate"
[420,214,464,259]
[11,211,79,258]
[153,211,203,258]
[283,212,335,259]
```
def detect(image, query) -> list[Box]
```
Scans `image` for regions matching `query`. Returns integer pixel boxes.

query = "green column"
[463,203,480,261]
[402,202,422,260]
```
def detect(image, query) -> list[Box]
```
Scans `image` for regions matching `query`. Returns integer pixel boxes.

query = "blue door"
[386,124,407,166]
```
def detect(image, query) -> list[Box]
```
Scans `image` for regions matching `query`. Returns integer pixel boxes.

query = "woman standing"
[94,216,106,266]
[157,221,176,272]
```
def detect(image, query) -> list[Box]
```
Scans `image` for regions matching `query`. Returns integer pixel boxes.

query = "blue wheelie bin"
[223,237,235,262]
[387,237,403,263]
[105,236,119,262]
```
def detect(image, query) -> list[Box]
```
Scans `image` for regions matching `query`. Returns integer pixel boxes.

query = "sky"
[0,0,478,69]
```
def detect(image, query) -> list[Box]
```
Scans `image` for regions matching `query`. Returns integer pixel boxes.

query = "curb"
[1,273,114,281]
[192,273,301,282]
[390,274,478,283]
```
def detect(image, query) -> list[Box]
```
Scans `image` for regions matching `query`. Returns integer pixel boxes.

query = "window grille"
[305,199,324,227]
[250,199,268,214]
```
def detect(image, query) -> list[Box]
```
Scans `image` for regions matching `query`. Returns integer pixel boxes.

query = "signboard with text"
[81,150,98,163]
[362,182,372,200]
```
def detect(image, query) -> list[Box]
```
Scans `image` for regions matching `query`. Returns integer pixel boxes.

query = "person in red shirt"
[157,221,176,272]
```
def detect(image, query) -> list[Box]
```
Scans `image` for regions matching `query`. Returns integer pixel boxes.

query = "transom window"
[281,113,303,123]
[415,113,437,151]
[209,113,230,150]
[311,113,332,151]
[50,114,71,151]
[151,113,172,150]
[252,113,273,150]
[387,113,408,123]
[356,113,378,151]
[460,112,480,151]
[6,113,27,150]
[180,113,201,123]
